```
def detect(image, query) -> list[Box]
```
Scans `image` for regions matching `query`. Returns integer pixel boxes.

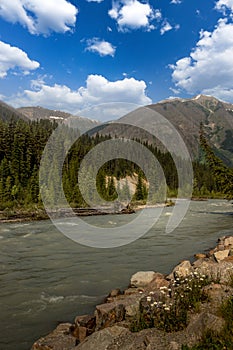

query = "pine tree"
[200,123,233,199]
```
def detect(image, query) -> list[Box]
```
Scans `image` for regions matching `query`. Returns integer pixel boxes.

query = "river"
[0,200,232,350]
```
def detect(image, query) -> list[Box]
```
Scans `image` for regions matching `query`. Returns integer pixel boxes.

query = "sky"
[0,0,233,121]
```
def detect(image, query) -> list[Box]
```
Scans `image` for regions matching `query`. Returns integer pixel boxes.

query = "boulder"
[171,260,193,279]
[72,314,96,342]
[202,284,233,310]
[95,302,125,330]
[194,259,233,284]
[130,271,157,288]
[124,287,144,295]
[185,311,225,345]
[31,323,77,350]
[95,294,141,330]
[145,273,169,292]
[72,326,130,350]
[194,253,206,260]
[222,236,233,248]
[74,314,96,330]
[214,250,230,263]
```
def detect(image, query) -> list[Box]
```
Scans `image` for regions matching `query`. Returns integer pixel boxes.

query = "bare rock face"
[130,271,157,288]
[31,323,77,350]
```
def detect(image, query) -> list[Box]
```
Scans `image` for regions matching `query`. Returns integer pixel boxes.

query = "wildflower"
[164,306,170,311]
[147,296,152,302]
[194,271,198,276]
[160,286,168,290]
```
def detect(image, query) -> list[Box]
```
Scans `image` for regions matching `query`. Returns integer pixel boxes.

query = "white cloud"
[160,20,173,35]
[0,0,78,35]
[215,0,233,13]
[86,0,103,2]
[108,0,157,32]
[170,18,233,102]
[170,0,182,4]
[0,41,39,78]
[8,75,152,119]
[85,38,116,57]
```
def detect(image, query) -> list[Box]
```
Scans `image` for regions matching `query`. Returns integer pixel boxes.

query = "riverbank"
[31,235,233,350]
[0,201,175,223]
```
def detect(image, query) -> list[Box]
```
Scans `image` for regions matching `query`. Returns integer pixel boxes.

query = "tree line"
[0,117,231,211]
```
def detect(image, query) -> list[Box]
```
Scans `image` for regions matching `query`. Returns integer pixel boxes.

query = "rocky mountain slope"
[98,95,233,165]
[18,106,100,134]
[0,100,28,122]
[0,102,100,134]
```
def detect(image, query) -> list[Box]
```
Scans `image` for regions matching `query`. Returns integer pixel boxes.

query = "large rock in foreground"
[130,271,157,287]
[31,323,77,350]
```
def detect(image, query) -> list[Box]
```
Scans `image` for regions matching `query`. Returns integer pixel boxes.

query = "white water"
[0,200,232,350]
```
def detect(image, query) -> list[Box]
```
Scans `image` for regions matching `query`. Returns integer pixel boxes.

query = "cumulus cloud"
[0,0,78,35]
[160,20,173,35]
[0,41,39,78]
[170,18,233,102]
[9,75,152,119]
[108,0,157,32]
[85,38,116,57]
[215,0,233,13]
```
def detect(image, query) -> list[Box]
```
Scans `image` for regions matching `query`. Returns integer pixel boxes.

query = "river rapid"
[0,200,232,350]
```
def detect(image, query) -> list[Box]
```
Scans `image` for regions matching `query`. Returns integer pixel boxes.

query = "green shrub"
[131,272,210,333]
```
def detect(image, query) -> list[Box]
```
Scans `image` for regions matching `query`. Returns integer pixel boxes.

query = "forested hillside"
[0,118,57,209]
[0,115,228,215]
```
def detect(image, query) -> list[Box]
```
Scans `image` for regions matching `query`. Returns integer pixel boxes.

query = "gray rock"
[195,260,233,284]
[72,326,129,350]
[185,311,225,345]
[95,294,142,330]
[31,323,77,350]
[130,271,157,288]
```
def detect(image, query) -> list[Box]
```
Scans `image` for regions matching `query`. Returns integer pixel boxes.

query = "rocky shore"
[31,236,233,350]
[0,207,135,223]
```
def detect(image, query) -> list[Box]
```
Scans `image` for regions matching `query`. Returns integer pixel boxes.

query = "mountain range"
[97,95,233,166]
[0,94,232,165]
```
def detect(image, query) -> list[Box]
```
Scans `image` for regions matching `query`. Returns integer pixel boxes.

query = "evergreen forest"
[0,116,231,216]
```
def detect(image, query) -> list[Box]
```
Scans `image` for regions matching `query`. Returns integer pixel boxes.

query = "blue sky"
[0,0,233,120]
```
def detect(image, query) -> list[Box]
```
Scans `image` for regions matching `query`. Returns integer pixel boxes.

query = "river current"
[0,200,232,350]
